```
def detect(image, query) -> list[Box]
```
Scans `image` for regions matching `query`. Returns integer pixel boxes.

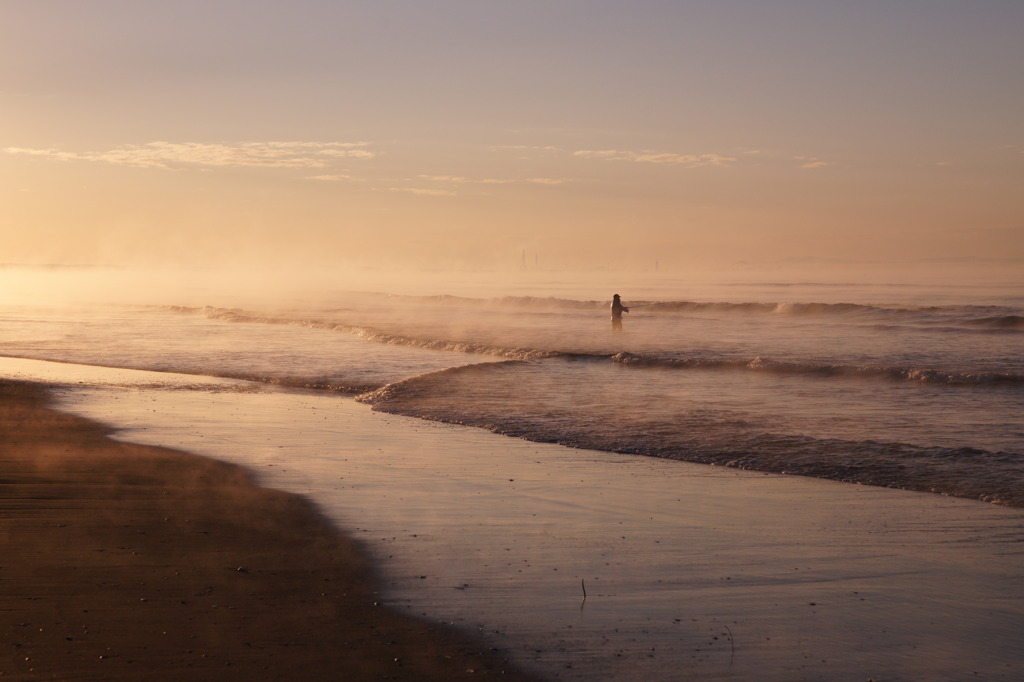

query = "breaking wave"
[611,352,1024,386]
[166,305,563,361]
[358,362,1024,507]
[166,305,1024,387]
[965,314,1024,330]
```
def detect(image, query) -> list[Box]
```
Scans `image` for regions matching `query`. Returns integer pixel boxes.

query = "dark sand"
[0,381,533,681]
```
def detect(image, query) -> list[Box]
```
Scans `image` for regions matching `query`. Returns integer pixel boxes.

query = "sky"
[2,0,1022,279]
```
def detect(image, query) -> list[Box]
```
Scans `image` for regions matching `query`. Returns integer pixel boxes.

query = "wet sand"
[0,380,532,680]
[3,358,1024,681]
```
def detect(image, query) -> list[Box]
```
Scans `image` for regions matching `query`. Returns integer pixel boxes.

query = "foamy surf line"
[4,356,1024,681]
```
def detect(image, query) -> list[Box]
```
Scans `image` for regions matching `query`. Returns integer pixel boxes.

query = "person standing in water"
[610,294,629,332]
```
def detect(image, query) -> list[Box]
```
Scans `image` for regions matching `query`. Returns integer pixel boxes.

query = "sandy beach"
[7,0,1022,678]
[2,358,1024,681]
[0,379,532,680]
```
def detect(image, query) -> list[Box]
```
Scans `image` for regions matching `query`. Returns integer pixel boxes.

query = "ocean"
[2,267,1022,506]
[4,265,1024,680]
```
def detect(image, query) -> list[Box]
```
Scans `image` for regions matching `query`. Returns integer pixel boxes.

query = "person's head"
[613,294,620,300]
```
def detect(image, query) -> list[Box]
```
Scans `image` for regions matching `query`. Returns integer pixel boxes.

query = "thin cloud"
[306,174,353,181]
[418,174,567,186]
[490,144,562,152]
[419,175,475,183]
[574,149,624,160]
[390,187,458,197]
[5,141,374,169]
[573,149,736,167]
[798,160,836,170]
[4,147,82,162]
[793,155,837,170]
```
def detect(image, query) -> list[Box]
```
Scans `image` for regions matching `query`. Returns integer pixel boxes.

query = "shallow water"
[2,268,1022,504]
[4,357,1022,682]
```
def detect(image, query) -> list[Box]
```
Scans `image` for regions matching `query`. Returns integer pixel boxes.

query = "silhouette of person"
[610,294,629,332]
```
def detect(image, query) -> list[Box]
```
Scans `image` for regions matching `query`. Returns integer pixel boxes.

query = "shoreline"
[4,358,1024,681]
[0,379,533,680]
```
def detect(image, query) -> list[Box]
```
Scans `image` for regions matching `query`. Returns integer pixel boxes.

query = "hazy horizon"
[3,1,1022,283]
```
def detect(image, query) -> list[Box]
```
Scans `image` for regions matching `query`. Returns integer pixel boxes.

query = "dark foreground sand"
[0,381,533,681]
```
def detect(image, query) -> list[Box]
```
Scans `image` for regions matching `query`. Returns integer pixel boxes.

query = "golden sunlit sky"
[2,0,1022,278]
